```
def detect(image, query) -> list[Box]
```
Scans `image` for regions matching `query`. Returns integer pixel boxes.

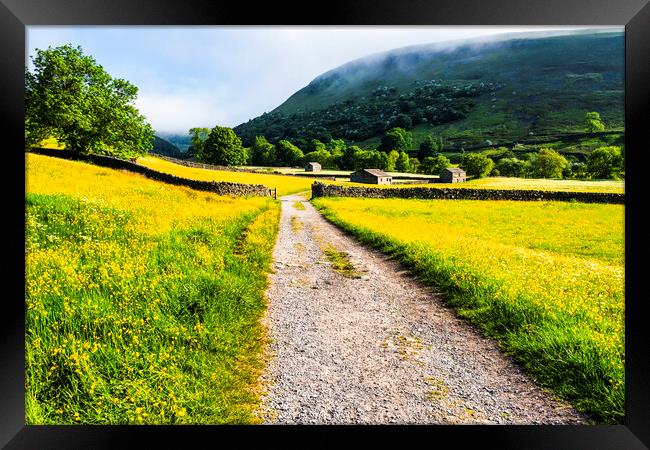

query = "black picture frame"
[2,0,649,448]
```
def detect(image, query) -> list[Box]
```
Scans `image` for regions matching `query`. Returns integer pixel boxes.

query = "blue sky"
[27,26,621,135]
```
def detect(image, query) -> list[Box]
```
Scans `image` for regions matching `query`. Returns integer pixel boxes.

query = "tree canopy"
[200,126,247,166]
[275,140,304,166]
[530,148,569,179]
[587,146,623,179]
[460,153,494,178]
[378,127,413,153]
[25,44,153,158]
[188,128,210,158]
[585,111,605,134]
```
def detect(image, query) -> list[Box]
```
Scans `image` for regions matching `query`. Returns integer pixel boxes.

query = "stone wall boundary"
[28,148,275,198]
[311,181,624,204]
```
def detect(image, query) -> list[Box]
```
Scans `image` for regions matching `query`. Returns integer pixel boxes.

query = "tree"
[200,125,247,166]
[408,157,420,174]
[250,135,276,166]
[460,153,495,178]
[275,140,304,166]
[189,127,210,158]
[530,148,569,179]
[378,127,413,153]
[25,44,153,158]
[306,139,327,153]
[303,149,332,168]
[326,139,347,155]
[570,162,589,179]
[587,146,623,179]
[585,111,605,134]
[417,135,441,160]
[496,157,528,177]
[385,150,399,172]
[339,146,360,170]
[420,155,451,175]
[391,114,413,129]
[395,151,410,172]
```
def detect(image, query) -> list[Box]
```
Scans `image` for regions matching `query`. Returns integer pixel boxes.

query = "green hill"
[151,135,184,158]
[234,30,623,151]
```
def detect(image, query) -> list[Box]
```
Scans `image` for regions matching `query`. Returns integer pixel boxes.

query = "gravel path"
[257,194,588,425]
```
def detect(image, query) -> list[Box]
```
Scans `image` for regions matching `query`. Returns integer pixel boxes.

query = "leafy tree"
[340,146,360,170]
[386,150,399,172]
[250,136,276,166]
[417,134,442,160]
[408,157,420,174]
[420,155,451,175]
[326,138,347,155]
[587,146,623,179]
[460,153,495,178]
[25,44,153,158]
[395,151,410,172]
[303,149,332,168]
[200,125,247,166]
[585,111,605,134]
[496,157,528,177]
[391,114,413,129]
[276,140,304,166]
[189,127,210,158]
[530,148,568,179]
[570,162,589,179]
[378,127,413,153]
[306,139,327,153]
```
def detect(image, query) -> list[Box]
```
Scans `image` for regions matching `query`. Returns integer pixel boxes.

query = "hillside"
[234,30,624,151]
[152,135,184,158]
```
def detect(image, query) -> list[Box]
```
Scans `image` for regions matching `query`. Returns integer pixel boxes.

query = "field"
[325,176,624,193]
[312,196,624,423]
[25,154,279,424]
[137,156,313,196]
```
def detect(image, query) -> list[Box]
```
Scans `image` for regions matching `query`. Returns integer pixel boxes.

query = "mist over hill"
[234,30,623,150]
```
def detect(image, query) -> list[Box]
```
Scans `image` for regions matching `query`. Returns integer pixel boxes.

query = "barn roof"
[443,168,466,174]
[306,161,321,165]
[355,168,390,177]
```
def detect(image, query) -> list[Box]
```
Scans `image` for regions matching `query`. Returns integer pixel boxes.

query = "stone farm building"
[439,168,467,183]
[350,168,392,185]
[305,162,322,172]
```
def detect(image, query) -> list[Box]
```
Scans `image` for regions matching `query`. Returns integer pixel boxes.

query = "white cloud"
[134,90,229,134]
[29,25,623,134]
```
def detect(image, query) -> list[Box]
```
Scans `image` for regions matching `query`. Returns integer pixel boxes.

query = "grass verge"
[25,154,280,424]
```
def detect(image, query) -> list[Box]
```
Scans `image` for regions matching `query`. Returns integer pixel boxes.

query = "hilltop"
[233,30,624,151]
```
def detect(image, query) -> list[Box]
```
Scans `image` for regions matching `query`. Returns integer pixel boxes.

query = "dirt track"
[257,194,587,425]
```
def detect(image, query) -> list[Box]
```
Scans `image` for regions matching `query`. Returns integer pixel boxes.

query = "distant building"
[350,168,392,185]
[305,162,322,172]
[439,167,467,183]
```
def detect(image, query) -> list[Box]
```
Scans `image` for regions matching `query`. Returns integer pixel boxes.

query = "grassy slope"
[241,32,623,150]
[137,156,313,196]
[312,197,624,423]
[26,154,280,424]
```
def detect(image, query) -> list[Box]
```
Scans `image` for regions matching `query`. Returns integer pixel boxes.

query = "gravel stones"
[257,194,588,425]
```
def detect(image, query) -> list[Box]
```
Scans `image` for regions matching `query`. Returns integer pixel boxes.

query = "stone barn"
[350,168,392,185]
[439,167,467,183]
[305,162,322,172]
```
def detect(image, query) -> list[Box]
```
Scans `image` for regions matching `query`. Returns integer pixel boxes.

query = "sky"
[27,26,621,135]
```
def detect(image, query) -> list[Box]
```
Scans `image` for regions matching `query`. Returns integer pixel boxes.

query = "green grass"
[293,201,306,210]
[26,154,280,424]
[312,196,624,423]
[321,245,361,278]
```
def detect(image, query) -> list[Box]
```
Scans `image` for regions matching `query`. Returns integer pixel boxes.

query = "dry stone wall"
[29,148,274,198]
[311,181,624,204]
